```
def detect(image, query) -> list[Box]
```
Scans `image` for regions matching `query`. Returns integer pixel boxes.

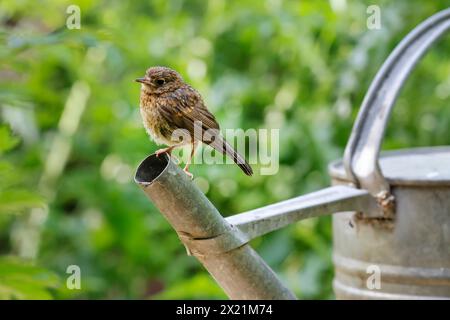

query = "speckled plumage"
[137,66,253,176]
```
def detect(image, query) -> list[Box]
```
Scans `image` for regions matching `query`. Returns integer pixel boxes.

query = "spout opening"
[134,153,170,186]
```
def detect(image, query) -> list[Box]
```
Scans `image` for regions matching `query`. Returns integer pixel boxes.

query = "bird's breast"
[139,95,176,146]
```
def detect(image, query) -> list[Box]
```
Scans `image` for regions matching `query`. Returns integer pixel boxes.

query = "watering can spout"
[135,153,297,300]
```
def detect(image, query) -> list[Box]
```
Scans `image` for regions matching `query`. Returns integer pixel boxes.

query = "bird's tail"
[208,134,253,176]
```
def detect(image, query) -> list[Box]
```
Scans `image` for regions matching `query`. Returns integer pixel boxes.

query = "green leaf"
[0,190,45,215]
[0,126,20,154]
[0,257,61,300]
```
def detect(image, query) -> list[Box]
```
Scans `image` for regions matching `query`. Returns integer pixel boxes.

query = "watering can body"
[330,147,450,299]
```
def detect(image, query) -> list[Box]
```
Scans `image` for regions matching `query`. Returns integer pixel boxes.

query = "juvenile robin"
[136,66,253,178]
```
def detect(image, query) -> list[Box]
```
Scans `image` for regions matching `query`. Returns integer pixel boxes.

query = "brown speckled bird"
[136,66,253,178]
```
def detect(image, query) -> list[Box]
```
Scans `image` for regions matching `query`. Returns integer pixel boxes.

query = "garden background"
[1,0,449,299]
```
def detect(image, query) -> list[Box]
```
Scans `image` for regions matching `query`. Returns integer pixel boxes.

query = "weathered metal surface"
[135,154,296,300]
[330,177,450,299]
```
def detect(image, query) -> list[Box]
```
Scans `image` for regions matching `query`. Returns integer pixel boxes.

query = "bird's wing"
[158,86,253,176]
[158,86,220,142]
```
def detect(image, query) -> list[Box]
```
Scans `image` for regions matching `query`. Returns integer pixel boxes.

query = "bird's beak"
[135,77,149,84]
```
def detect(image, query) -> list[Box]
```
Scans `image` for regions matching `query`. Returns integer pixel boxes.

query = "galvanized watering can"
[135,9,450,300]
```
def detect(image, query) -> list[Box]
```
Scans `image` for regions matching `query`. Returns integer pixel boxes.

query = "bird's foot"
[155,147,181,164]
[183,166,194,180]
[155,147,173,158]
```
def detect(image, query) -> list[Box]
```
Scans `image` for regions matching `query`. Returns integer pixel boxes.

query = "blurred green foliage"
[1,0,450,299]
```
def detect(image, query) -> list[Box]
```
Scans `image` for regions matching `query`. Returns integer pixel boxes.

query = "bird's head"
[135,66,184,95]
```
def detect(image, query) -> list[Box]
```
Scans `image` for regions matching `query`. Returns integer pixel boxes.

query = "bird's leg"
[156,145,184,164]
[155,145,175,157]
[156,143,186,160]
[183,141,198,179]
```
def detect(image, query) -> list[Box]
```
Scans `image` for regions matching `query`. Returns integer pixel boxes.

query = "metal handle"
[343,8,450,212]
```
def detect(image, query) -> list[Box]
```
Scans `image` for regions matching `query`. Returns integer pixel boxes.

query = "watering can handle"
[343,9,450,206]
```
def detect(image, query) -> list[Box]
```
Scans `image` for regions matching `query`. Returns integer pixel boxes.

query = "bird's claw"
[155,149,166,157]
[155,149,180,164]
[155,147,173,158]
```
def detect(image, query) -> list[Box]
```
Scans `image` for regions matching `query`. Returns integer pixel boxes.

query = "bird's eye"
[156,79,165,86]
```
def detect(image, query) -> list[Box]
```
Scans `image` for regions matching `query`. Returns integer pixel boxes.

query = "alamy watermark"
[66,265,81,290]
[366,264,381,290]
[367,5,381,30]
[164,121,280,175]
[66,5,81,30]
